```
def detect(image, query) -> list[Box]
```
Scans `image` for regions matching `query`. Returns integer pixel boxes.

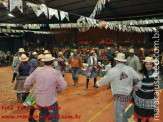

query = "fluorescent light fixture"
[8,13,15,17]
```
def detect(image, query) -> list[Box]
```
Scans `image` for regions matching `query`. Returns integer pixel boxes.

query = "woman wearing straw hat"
[13,54,31,103]
[132,57,157,122]
[96,53,143,122]
[85,50,98,89]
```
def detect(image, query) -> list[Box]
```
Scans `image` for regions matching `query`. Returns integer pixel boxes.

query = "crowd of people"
[9,46,161,122]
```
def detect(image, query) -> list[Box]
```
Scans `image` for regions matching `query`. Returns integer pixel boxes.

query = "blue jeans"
[39,101,59,122]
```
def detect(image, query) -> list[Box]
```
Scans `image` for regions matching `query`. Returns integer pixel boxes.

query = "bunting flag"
[90,0,110,18]
[10,0,23,13]
[40,4,48,18]
[48,8,59,20]
[0,0,8,8]
[60,11,69,21]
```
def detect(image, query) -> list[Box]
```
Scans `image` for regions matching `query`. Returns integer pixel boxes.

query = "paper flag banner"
[10,0,23,13]
[48,8,59,20]
[0,0,8,8]
[60,11,69,21]
[40,4,48,18]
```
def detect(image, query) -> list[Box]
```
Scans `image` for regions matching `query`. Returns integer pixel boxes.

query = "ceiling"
[0,0,162,24]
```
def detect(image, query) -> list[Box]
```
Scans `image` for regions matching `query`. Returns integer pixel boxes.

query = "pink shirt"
[24,65,67,107]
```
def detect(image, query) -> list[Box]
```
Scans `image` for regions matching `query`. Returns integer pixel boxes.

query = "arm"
[56,71,67,93]
[24,69,37,91]
[135,57,140,72]
[96,71,113,87]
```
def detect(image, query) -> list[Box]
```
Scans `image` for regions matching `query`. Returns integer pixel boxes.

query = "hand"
[95,84,99,88]
[25,88,30,92]
[133,86,138,91]
[57,91,61,94]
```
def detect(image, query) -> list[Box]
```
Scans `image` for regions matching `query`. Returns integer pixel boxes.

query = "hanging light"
[8,13,15,17]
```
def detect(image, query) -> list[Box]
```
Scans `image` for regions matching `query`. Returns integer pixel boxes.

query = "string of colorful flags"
[0,0,162,33]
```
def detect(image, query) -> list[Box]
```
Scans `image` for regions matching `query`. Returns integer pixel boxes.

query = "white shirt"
[96,63,140,96]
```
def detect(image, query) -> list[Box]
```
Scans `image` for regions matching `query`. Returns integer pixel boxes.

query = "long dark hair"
[139,63,154,79]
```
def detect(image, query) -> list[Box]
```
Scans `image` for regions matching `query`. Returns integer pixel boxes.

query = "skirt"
[23,83,36,107]
[14,76,28,92]
[132,89,155,121]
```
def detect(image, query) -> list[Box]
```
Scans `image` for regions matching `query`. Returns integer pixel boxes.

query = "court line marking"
[87,101,114,122]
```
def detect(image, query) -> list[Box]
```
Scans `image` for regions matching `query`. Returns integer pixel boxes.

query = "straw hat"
[18,48,25,53]
[73,49,77,52]
[114,51,119,53]
[143,57,154,63]
[19,54,28,62]
[58,52,63,56]
[38,54,44,60]
[129,49,134,53]
[43,50,50,54]
[32,52,38,55]
[114,53,127,62]
[42,54,55,62]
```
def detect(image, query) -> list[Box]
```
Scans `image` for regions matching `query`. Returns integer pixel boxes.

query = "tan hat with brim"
[143,57,154,63]
[19,54,28,62]
[129,49,134,53]
[41,54,55,62]
[32,52,38,55]
[114,53,127,62]
[18,48,25,53]
[38,54,44,60]
[43,50,50,54]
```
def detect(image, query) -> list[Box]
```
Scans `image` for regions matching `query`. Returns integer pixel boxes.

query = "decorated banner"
[0,0,8,8]
[60,11,69,21]
[48,8,59,20]
[10,0,23,13]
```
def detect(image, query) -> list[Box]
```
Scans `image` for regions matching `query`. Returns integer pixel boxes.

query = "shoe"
[17,99,23,103]
[28,118,37,122]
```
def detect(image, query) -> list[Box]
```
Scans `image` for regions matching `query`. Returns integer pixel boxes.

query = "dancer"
[23,54,44,122]
[85,50,98,89]
[13,54,31,103]
[24,54,67,122]
[68,49,82,86]
[12,48,25,82]
[96,53,142,122]
[132,57,157,122]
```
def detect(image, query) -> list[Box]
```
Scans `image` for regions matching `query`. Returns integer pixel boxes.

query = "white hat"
[129,49,134,53]
[114,53,127,62]
[42,54,55,62]
[58,52,63,56]
[18,48,25,53]
[38,54,44,60]
[43,50,50,54]
[32,52,38,55]
[19,54,28,62]
[143,57,154,63]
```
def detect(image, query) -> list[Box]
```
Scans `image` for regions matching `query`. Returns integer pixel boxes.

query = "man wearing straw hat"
[24,54,67,122]
[126,48,140,72]
[29,52,38,74]
[96,53,143,122]
[68,49,82,86]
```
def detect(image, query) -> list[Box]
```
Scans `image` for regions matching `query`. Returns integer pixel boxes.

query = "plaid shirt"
[114,94,132,103]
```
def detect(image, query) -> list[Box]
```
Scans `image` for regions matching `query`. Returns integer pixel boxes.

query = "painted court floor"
[0,66,163,122]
